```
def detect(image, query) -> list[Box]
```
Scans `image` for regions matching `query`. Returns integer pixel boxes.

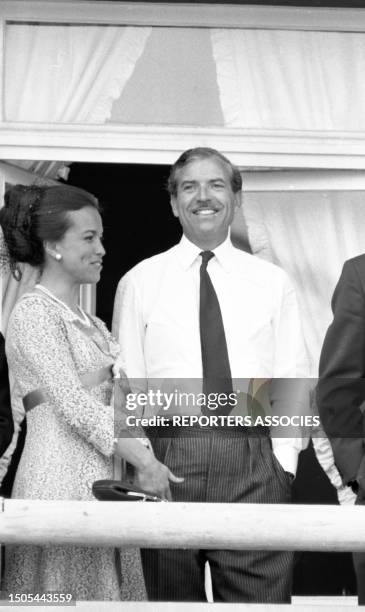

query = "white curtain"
[2,161,70,182]
[5,24,151,123]
[242,191,365,376]
[211,28,365,130]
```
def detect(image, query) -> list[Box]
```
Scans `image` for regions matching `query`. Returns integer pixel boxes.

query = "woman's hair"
[0,184,99,278]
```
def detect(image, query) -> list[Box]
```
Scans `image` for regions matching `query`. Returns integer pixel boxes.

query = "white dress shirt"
[113,235,310,475]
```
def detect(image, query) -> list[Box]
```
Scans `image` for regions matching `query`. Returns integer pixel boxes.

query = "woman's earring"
[55,253,62,261]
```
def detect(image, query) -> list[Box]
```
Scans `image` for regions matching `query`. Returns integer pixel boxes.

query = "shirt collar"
[177,233,235,272]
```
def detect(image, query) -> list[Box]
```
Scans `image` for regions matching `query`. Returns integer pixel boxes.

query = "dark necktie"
[199,251,233,416]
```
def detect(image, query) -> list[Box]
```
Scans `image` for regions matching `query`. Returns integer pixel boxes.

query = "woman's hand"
[135,457,184,501]
[113,364,131,405]
[113,437,183,500]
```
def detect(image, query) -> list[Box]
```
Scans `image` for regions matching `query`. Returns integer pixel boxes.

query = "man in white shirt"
[112,147,309,603]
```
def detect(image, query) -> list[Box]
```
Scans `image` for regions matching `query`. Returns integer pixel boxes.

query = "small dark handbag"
[92,479,163,502]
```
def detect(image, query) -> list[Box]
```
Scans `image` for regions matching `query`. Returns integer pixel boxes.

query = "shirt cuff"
[272,440,300,476]
[337,485,357,506]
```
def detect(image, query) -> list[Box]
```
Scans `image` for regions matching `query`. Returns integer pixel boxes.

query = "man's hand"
[135,458,184,500]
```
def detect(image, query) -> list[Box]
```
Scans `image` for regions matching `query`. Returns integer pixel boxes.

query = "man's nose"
[197,184,209,201]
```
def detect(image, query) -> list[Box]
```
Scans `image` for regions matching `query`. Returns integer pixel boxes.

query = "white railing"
[0,499,364,551]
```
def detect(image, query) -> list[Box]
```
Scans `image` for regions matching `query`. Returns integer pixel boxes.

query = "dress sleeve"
[8,298,115,457]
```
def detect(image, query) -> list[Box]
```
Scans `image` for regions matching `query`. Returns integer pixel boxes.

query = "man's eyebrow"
[180,177,226,185]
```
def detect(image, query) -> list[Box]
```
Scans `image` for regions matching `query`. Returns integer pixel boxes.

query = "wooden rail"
[0,499,364,551]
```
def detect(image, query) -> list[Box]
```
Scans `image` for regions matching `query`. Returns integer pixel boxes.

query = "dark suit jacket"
[0,332,13,456]
[317,255,365,486]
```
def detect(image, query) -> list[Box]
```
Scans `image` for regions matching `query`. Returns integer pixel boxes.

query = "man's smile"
[193,206,220,216]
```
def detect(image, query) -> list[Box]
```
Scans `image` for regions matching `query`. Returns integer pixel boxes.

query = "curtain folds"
[6,25,365,132]
[2,161,70,181]
[5,24,151,179]
[211,28,365,130]
[242,191,365,376]
[5,24,151,124]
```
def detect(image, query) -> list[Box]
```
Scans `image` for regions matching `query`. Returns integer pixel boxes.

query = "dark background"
[68,162,177,328]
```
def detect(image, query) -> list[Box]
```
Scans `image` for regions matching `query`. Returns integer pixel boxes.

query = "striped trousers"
[142,427,293,603]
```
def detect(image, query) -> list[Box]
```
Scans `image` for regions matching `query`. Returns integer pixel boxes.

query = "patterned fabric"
[3,292,146,601]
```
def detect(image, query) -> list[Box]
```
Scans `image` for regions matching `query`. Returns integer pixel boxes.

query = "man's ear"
[170,197,179,218]
[235,191,243,210]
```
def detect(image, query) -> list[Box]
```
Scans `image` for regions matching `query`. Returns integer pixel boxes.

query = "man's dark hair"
[167,147,242,197]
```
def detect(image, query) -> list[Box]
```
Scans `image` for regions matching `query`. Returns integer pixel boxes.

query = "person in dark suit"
[0,332,13,458]
[317,255,365,605]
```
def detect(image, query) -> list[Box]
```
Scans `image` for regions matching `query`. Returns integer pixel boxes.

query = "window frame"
[2,1,365,169]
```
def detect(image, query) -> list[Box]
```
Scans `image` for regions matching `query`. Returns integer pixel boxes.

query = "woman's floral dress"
[3,292,146,601]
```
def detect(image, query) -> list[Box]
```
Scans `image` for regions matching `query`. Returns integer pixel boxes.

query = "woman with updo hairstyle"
[0,184,180,601]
